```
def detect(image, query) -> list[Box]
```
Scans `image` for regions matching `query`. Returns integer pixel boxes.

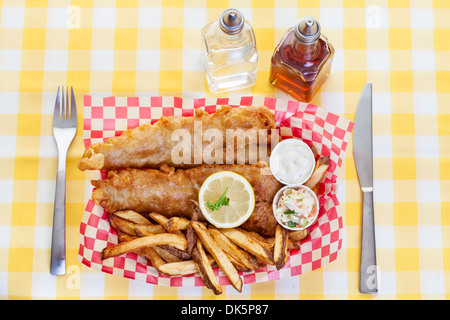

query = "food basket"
[77,96,353,287]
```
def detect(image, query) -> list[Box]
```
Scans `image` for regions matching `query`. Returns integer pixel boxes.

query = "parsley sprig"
[206,187,229,211]
[287,221,298,228]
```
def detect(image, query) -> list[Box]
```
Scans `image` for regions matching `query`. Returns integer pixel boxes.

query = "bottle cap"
[220,8,244,35]
[295,17,321,44]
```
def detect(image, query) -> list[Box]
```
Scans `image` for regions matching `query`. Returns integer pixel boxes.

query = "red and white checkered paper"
[77,96,354,288]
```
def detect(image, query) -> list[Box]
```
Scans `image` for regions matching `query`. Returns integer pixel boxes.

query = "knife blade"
[353,82,378,293]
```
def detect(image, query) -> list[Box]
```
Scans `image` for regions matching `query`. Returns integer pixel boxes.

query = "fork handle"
[50,153,67,275]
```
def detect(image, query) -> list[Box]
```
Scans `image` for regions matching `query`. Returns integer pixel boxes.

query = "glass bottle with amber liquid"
[269,17,334,102]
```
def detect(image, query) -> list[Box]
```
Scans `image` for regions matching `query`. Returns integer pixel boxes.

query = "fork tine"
[66,86,69,120]
[54,86,61,121]
[70,86,77,120]
[61,85,65,120]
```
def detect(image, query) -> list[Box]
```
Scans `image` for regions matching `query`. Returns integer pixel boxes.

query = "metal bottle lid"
[220,8,244,35]
[294,17,321,44]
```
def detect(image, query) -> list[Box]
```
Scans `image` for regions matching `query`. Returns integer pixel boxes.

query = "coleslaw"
[275,187,317,229]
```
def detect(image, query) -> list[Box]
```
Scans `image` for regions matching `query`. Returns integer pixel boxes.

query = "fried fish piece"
[239,202,278,237]
[91,162,281,215]
[91,162,282,236]
[79,105,277,171]
[92,166,196,217]
[185,162,282,203]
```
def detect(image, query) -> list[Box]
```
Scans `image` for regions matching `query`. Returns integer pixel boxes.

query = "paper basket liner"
[77,96,354,287]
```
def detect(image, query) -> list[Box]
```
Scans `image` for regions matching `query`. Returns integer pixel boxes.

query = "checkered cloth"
[77,95,353,289]
[1,1,449,299]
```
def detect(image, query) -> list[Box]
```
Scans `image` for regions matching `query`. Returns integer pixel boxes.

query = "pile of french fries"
[101,155,330,295]
[101,208,307,294]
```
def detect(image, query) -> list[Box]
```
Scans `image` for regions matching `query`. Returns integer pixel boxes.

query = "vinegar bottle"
[269,17,334,102]
[201,8,258,93]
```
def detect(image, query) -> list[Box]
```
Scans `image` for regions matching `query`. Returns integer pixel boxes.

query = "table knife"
[353,82,378,293]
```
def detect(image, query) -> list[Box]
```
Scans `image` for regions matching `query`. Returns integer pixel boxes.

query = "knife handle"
[360,190,378,293]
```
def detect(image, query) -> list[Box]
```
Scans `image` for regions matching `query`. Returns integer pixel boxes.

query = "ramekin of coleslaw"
[272,185,319,230]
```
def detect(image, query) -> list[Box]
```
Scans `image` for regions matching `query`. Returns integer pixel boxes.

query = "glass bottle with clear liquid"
[201,8,258,93]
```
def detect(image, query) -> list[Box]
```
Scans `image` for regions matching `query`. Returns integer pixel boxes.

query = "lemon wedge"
[198,171,255,228]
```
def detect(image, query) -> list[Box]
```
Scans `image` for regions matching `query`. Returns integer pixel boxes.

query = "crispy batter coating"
[92,166,196,217]
[240,202,278,237]
[79,106,277,171]
[91,162,282,236]
[185,162,282,203]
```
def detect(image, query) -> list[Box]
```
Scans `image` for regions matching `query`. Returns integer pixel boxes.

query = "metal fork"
[50,86,77,275]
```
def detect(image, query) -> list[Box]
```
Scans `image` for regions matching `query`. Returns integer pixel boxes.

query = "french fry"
[311,184,319,196]
[118,230,181,263]
[113,210,153,226]
[224,252,251,272]
[247,230,274,254]
[310,144,318,158]
[136,223,166,235]
[109,215,138,236]
[117,231,133,243]
[186,224,197,256]
[158,256,215,276]
[134,225,191,261]
[191,221,242,293]
[192,239,222,295]
[304,155,330,189]
[273,225,289,270]
[209,228,260,270]
[289,229,309,242]
[151,245,182,263]
[110,215,165,236]
[186,200,202,255]
[158,244,192,261]
[166,216,191,232]
[138,246,166,270]
[114,232,167,269]
[220,228,274,265]
[149,212,185,237]
[157,260,196,276]
[267,236,299,250]
[149,212,170,230]
[134,225,166,238]
[101,233,187,259]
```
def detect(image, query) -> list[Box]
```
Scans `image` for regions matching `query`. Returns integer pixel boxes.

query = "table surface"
[1,0,449,300]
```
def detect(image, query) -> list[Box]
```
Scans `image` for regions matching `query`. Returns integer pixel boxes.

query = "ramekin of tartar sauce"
[272,185,319,230]
[269,138,315,186]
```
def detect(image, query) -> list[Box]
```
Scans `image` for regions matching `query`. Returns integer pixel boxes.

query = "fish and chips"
[80,105,330,294]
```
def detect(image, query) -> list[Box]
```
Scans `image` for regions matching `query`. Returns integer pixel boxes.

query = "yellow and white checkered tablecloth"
[0,0,448,300]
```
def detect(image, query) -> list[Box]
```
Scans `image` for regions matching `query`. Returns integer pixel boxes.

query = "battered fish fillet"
[79,105,277,171]
[91,162,282,236]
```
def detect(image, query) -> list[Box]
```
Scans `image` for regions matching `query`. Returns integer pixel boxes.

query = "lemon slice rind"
[198,171,255,228]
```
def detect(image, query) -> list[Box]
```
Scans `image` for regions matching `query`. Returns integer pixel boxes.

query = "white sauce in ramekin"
[269,139,315,186]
